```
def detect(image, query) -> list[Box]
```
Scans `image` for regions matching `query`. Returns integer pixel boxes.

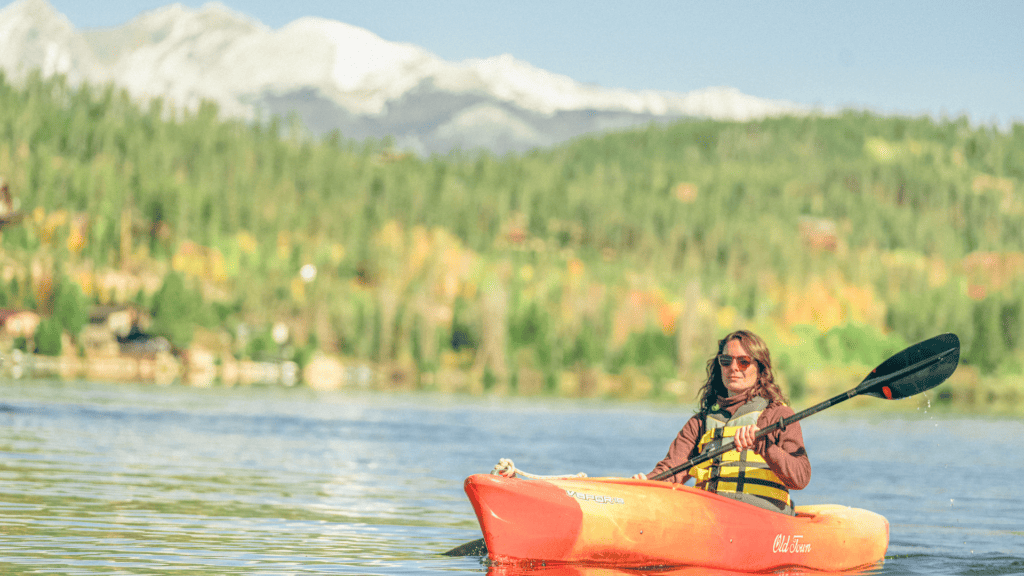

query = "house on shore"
[0,178,24,230]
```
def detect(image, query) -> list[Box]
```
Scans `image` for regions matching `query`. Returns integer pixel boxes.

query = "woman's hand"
[733,424,759,451]
[631,473,648,480]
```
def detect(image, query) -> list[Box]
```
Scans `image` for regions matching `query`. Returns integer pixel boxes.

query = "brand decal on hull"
[565,490,625,504]
[773,534,811,553]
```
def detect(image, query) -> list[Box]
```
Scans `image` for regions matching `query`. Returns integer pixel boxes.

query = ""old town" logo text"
[772,534,811,554]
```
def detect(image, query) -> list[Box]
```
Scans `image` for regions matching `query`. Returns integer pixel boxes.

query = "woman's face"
[720,338,759,397]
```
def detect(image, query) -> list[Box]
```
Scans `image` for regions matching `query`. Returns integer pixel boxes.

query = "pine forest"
[2,71,1023,412]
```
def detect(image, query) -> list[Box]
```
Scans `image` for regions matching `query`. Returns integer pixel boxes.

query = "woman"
[632,330,810,514]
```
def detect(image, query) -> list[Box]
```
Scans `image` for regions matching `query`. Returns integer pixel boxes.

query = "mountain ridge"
[0,0,813,154]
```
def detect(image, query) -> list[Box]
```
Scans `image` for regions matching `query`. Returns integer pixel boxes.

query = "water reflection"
[484,561,883,576]
[1,381,1022,575]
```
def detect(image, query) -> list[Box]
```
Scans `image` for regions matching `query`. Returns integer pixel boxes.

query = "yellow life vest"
[688,396,793,514]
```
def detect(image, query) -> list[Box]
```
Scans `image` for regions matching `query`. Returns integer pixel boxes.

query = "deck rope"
[490,458,588,479]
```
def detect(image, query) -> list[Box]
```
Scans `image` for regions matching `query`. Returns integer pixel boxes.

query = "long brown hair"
[695,330,788,415]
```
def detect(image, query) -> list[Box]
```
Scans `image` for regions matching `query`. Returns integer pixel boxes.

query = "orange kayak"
[464,473,889,572]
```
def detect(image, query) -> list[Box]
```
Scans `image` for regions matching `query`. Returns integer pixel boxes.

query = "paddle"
[443,332,960,556]
[650,332,960,481]
[442,538,488,557]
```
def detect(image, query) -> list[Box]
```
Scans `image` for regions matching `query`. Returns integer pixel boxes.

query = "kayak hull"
[464,473,888,571]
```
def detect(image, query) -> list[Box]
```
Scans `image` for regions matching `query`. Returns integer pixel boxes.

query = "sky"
[6,0,1024,128]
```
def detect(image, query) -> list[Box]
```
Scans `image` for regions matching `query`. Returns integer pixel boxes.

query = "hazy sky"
[7,0,1024,127]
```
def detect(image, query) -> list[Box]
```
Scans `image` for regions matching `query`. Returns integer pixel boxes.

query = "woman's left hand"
[733,424,759,450]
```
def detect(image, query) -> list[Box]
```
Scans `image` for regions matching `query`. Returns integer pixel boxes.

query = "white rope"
[489,458,587,479]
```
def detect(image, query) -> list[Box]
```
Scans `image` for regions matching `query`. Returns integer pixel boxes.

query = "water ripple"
[0,381,1020,575]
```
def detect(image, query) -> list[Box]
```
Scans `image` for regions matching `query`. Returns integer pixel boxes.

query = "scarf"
[714,389,757,414]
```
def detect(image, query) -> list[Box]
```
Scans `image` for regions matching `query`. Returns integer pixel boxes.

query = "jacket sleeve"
[646,416,703,483]
[756,405,812,490]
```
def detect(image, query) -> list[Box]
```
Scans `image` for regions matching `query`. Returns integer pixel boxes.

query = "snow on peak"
[123,1,264,35]
[277,17,441,114]
[0,0,64,23]
[453,54,608,114]
[0,0,96,82]
[0,0,810,151]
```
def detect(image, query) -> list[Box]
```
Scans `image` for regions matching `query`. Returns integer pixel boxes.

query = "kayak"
[464,473,889,572]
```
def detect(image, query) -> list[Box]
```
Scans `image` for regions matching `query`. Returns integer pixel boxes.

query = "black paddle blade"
[442,537,487,557]
[856,333,960,399]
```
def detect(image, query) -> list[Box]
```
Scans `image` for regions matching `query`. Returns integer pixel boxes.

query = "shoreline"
[1,350,1018,416]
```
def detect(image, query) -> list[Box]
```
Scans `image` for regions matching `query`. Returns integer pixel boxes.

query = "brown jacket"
[647,401,811,490]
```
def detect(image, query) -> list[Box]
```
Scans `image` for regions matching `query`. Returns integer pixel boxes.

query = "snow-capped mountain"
[0,0,810,154]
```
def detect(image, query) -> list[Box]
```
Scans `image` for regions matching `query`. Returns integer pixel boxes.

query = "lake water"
[0,379,1021,575]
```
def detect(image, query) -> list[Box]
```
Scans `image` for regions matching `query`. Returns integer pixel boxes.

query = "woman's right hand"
[631,473,648,480]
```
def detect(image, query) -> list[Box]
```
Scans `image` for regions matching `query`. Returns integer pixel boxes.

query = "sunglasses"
[717,354,754,370]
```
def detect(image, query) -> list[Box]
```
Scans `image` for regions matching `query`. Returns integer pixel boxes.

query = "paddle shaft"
[650,346,955,482]
[649,389,848,481]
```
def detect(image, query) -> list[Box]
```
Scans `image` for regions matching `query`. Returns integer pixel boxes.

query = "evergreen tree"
[150,272,195,350]
[52,277,88,338]
[34,316,62,356]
